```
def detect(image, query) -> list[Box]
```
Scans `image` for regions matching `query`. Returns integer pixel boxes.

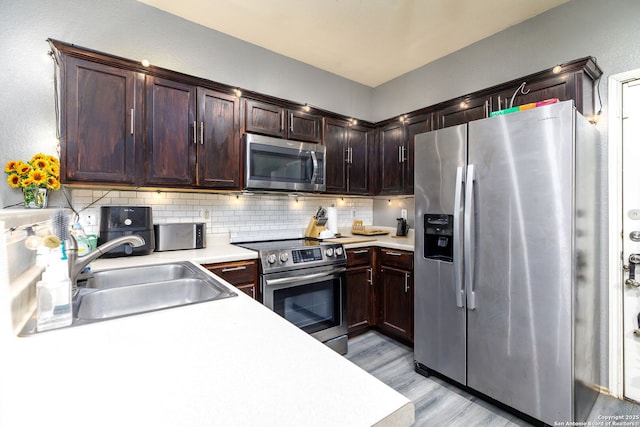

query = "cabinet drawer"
[347,247,373,268]
[379,249,413,270]
[204,260,257,285]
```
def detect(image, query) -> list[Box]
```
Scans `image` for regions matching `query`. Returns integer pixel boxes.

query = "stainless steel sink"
[20,261,236,335]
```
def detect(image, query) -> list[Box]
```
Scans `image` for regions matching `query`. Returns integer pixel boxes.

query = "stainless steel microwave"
[244,133,326,192]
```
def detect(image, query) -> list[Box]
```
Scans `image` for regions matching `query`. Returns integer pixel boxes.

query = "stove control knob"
[335,247,344,257]
[325,248,334,257]
[279,252,289,263]
[267,254,277,264]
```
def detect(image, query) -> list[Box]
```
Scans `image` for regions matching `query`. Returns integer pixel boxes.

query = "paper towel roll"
[326,207,338,234]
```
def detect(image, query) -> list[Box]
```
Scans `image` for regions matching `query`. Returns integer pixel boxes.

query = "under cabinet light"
[141,59,150,67]
[233,88,242,97]
[552,65,562,74]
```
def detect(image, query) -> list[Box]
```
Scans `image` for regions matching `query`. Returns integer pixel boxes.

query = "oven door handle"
[264,267,346,287]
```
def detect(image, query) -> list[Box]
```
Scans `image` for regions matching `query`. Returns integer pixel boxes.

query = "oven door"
[244,133,325,192]
[262,266,346,344]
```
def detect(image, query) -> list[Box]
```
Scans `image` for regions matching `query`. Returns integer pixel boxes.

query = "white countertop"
[1,266,414,427]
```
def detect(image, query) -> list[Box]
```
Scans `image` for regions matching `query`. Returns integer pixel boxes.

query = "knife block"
[304,217,326,238]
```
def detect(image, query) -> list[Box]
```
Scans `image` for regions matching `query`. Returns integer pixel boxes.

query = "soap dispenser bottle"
[36,254,72,332]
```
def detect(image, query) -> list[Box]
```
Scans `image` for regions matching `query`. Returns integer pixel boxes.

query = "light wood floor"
[346,331,640,427]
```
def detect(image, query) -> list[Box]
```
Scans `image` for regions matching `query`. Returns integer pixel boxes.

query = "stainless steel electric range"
[234,239,348,354]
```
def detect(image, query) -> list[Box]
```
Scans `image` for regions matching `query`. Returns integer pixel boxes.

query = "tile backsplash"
[71,189,373,242]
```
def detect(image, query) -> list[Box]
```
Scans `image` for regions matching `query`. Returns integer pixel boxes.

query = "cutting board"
[323,236,377,244]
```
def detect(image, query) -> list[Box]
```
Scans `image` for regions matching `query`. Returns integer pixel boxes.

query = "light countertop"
[2,264,414,427]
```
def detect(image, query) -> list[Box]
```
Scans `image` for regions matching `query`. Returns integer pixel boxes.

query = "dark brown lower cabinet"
[203,260,259,300]
[378,265,413,344]
[346,248,375,336]
[345,247,414,345]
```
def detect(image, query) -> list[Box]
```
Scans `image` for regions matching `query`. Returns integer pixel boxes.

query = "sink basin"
[77,278,228,320]
[20,261,236,335]
[75,261,237,321]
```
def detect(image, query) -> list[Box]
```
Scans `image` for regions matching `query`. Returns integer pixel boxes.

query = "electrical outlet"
[86,214,96,226]
[202,209,210,219]
[351,209,356,219]
[401,209,407,220]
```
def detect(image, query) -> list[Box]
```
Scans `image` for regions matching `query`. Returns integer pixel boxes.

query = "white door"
[622,79,640,403]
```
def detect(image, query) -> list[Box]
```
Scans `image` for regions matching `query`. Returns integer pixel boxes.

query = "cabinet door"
[203,260,258,300]
[378,120,405,194]
[288,110,321,143]
[492,74,575,112]
[197,88,240,189]
[323,118,348,194]
[379,266,413,343]
[346,265,375,334]
[244,99,285,138]
[347,125,372,195]
[144,76,196,186]
[435,97,490,129]
[404,114,431,194]
[64,57,141,184]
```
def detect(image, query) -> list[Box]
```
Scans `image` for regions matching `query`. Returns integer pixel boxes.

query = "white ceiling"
[139,0,569,88]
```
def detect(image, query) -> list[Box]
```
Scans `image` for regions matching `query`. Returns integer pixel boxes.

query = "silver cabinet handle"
[398,146,403,163]
[221,266,247,273]
[368,268,373,286]
[404,273,409,293]
[200,121,204,145]
[344,147,350,163]
[453,166,465,308]
[386,251,402,257]
[484,100,489,117]
[497,95,502,111]
[280,111,285,131]
[193,121,197,144]
[464,164,476,310]
[352,249,369,254]
[289,113,294,132]
[130,108,134,135]
[348,147,353,164]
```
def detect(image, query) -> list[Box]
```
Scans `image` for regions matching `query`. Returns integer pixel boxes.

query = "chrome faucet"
[67,234,146,294]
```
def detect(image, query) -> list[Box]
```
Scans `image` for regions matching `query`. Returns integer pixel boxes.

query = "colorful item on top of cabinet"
[489,98,559,117]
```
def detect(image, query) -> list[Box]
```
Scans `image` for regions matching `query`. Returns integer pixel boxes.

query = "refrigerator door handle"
[464,164,477,310]
[453,166,465,308]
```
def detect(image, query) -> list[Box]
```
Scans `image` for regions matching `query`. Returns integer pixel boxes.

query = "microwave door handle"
[310,150,319,183]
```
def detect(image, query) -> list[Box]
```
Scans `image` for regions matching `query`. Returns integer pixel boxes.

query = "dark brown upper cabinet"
[434,96,490,130]
[197,89,240,189]
[323,118,373,195]
[377,113,431,196]
[62,56,143,185]
[143,76,197,187]
[143,79,241,189]
[244,99,321,143]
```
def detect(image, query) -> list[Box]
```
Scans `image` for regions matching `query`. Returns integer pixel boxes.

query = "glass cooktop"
[234,238,324,252]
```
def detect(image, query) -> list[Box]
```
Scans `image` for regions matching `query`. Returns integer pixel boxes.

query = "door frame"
[609,68,640,399]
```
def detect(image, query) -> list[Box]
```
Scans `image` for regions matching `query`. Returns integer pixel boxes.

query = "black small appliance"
[98,206,155,257]
[396,217,409,236]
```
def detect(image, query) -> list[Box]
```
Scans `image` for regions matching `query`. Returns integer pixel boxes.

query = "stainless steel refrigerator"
[414,101,602,425]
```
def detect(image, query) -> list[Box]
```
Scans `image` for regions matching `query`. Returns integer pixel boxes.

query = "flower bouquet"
[5,153,61,208]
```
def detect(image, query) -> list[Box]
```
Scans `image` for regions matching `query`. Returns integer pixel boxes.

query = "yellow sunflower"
[32,157,49,170]
[7,173,21,188]
[47,155,59,165]
[5,160,18,174]
[46,176,60,191]
[16,162,32,176]
[46,163,60,178]
[30,153,47,162]
[28,168,47,186]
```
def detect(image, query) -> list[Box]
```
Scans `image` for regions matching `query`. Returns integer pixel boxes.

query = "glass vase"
[23,187,48,209]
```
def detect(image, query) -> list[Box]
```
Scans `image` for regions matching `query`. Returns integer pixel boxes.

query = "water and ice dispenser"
[423,214,454,262]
